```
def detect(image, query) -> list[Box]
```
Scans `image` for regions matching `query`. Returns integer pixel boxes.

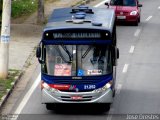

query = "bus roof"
[44,7,115,32]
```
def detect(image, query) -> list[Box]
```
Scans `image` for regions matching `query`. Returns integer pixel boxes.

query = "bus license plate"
[117,16,126,19]
[71,96,82,100]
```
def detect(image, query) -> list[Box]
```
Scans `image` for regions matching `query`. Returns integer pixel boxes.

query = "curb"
[0,0,96,111]
[0,42,36,111]
[72,0,94,7]
[0,71,24,110]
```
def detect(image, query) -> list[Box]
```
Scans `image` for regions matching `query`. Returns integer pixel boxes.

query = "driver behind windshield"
[90,45,106,64]
[110,0,136,6]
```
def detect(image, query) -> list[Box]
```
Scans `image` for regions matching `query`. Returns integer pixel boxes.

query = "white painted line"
[134,29,141,37]
[116,84,122,94]
[107,108,114,120]
[145,16,152,21]
[122,64,129,73]
[14,74,41,115]
[94,0,110,7]
[158,6,160,9]
[107,114,112,120]
[129,46,135,53]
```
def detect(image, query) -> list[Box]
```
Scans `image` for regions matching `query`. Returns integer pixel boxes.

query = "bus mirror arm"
[36,46,41,58]
[105,2,109,8]
[38,58,45,64]
[36,46,45,64]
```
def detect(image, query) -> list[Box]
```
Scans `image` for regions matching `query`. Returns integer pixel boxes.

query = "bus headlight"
[130,11,137,15]
[93,81,112,93]
[42,82,50,90]
[41,82,58,93]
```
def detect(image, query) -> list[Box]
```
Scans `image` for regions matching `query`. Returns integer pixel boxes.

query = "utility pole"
[0,0,11,79]
[37,0,45,24]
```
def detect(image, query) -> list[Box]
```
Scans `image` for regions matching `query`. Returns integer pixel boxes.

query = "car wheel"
[138,17,140,23]
[134,20,138,26]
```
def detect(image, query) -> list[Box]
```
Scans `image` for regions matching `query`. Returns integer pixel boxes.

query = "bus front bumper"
[41,88,113,104]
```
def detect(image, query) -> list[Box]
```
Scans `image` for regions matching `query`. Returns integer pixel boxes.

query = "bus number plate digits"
[84,85,96,90]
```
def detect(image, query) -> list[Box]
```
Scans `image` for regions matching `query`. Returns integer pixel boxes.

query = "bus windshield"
[110,0,136,6]
[42,45,112,76]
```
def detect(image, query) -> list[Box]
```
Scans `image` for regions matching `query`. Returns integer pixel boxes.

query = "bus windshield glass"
[42,45,112,76]
[110,0,136,6]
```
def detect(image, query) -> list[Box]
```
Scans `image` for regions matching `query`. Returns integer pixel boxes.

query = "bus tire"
[46,103,54,110]
[100,103,111,112]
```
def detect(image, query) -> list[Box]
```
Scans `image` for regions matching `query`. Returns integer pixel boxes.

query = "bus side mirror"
[138,4,142,7]
[117,48,119,59]
[105,2,109,8]
[112,47,119,66]
[36,46,41,58]
[36,46,44,64]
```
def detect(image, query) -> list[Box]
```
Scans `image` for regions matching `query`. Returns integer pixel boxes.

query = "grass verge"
[11,0,37,18]
[0,69,20,99]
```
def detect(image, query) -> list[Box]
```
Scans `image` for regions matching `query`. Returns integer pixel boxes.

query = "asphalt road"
[4,0,160,120]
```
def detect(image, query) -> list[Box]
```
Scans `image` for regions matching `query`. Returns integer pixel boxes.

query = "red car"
[105,0,142,26]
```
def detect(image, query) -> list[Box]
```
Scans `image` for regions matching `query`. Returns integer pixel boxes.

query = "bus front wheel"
[46,103,55,110]
[99,103,111,112]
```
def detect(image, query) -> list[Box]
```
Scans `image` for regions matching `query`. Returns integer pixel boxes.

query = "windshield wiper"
[55,46,72,64]
[61,45,72,62]
[82,46,93,59]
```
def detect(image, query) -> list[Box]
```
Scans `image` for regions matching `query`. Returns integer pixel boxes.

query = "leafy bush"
[0,69,20,99]
[11,0,37,18]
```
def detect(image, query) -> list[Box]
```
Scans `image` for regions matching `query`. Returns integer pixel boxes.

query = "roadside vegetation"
[11,0,37,18]
[0,69,20,99]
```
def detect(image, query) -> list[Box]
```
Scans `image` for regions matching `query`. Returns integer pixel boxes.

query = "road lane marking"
[122,64,129,73]
[158,6,160,9]
[134,29,141,37]
[107,108,114,120]
[107,115,112,120]
[145,16,152,21]
[116,84,122,94]
[14,74,41,115]
[94,0,110,7]
[129,46,135,53]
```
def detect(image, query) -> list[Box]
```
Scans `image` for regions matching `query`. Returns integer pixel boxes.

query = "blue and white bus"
[36,6,119,111]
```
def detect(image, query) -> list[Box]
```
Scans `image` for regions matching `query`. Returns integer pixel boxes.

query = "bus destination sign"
[52,33,101,39]
[43,29,110,40]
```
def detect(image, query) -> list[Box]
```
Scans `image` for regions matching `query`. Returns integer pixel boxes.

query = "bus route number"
[84,85,96,90]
